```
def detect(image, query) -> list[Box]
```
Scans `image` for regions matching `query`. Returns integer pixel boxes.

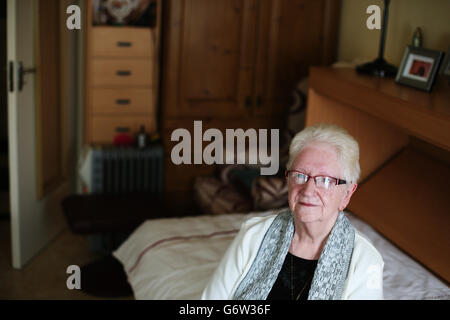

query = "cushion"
[279,77,309,168]
[194,176,253,215]
[219,164,260,196]
[251,176,288,210]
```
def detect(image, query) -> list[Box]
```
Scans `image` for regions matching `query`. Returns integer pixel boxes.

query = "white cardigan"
[201,214,384,300]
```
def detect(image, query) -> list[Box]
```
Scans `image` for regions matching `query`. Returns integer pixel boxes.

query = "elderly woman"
[201,123,384,300]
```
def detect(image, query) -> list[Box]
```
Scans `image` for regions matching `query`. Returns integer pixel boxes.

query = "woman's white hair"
[286,123,361,184]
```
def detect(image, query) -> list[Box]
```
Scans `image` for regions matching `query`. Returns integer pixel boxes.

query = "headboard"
[305,67,450,284]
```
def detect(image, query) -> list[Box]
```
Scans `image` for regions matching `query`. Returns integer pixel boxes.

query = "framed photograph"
[395,46,444,92]
[92,0,155,27]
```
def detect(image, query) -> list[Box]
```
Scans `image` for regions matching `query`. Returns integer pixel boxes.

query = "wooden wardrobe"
[161,0,341,192]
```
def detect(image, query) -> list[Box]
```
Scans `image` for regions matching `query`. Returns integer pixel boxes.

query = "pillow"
[193,176,253,215]
[251,176,288,210]
[219,164,260,196]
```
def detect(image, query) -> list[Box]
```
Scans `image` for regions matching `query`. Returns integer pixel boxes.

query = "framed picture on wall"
[395,46,444,92]
[92,0,156,27]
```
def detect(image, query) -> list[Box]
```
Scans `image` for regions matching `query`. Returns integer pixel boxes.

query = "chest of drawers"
[84,3,160,145]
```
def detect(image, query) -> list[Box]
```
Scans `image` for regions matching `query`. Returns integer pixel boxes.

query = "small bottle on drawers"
[136,125,149,149]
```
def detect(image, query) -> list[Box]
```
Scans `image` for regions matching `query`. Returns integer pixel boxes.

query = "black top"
[266,252,318,300]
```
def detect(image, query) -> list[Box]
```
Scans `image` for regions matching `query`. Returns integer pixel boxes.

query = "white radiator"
[79,145,164,194]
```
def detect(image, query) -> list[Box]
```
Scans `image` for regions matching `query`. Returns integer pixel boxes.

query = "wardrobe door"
[162,0,259,117]
[253,0,340,116]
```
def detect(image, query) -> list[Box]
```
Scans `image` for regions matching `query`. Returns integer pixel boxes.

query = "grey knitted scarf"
[233,209,355,300]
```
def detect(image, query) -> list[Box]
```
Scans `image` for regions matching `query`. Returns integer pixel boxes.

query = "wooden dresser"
[83,0,161,145]
[306,66,450,283]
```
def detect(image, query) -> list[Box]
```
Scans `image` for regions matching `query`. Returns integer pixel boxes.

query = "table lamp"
[357,0,398,77]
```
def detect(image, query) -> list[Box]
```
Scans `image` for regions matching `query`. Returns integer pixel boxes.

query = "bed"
[112,208,450,300]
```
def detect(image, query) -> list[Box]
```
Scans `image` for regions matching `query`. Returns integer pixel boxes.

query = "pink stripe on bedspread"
[128,229,239,273]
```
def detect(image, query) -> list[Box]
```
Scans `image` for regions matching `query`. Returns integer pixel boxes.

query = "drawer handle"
[256,95,263,107]
[117,41,132,47]
[115,127,130,133]
[245,96,252,108]
[116,99,131,105]
[116,70,131,76]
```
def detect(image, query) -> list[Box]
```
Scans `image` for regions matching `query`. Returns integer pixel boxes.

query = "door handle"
[9,61,14,92]
[245,96,252,108]
[256,95,263,107]
[18,62,36,91]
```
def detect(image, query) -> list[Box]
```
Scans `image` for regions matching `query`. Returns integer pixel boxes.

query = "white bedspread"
[113,209,450,300]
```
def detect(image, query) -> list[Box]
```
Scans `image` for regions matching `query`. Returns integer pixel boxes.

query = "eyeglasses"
[285,170,347,190]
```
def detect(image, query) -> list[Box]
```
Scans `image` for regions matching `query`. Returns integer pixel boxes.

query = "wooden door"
[36,0,66,198]
[162,0,259,118]
[7,0,74,268]
[253,0,340,116]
